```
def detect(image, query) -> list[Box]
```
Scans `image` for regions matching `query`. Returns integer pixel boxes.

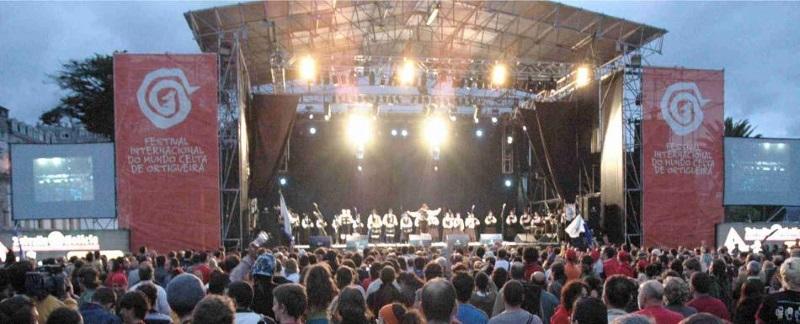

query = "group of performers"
[279,203,562,245]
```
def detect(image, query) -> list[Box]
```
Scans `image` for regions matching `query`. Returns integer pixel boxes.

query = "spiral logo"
[659,82,709,135]
[136,68,199,129]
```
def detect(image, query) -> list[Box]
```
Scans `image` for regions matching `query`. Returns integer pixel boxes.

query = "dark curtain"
[247,95,300,199]
[521,85,598,204]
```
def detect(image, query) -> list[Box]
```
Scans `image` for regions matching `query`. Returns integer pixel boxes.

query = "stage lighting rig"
[279,177,288,186]
[309,127,317,135]
[504,179,512,188]
[475,129,484,138]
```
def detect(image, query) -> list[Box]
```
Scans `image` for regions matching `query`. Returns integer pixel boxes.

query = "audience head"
[192,295,235,324]
[689,272,713,295]
[118,291,148,323]
[92,287,117,310]
[502,280,525,308]
[272,283,308,322]
[663,277,692,306]
[378,303,425,324]
[571,296,608,324]
[208,270,230,295]
[451,272,474,304]
[781,257,800,291]
[510,262,525,280]
[46,307,83,324]
[134,283,158,313]
[561,280,589,312]
[166,273,206,318]
[420,278,457,323]
[304,263,338,311]
[336,286,371,323]
[0,295,38,324]
[604,275,634,309]
[638,280,665,309]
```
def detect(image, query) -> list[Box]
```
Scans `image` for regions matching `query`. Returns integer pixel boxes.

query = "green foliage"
[724,117,761,138]
[40,53,114,138]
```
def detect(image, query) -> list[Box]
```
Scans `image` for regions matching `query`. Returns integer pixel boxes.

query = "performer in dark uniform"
[368,209,383,243]
[400,212,414,242]
[484,211,497,233]
[300,213,313,244]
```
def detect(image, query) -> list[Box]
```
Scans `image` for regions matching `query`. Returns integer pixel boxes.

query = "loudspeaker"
[514,234,537,243]
[446,234,470,250]
[309,236,332,248]
[409,234,432,247]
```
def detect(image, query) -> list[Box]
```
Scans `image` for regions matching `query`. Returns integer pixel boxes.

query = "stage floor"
[294,240,559,250]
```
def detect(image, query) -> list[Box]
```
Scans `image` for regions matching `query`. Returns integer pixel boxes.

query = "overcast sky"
[1,1,798,138]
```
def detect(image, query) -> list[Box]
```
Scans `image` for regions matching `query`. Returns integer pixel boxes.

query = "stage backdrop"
[642,67,724,248]
[114,54,220,252]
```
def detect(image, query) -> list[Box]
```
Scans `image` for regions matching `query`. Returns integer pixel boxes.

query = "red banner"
[642,67,724,248]
[114,54,219,252]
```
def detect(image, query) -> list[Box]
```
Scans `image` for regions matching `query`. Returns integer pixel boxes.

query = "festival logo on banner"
[642,67,724,248]
[114,54,219,252]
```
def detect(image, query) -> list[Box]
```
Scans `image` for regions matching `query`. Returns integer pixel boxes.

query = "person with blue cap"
[252,253,283,320]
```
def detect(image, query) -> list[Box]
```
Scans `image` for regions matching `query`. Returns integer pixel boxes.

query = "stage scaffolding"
[185,1,666,248]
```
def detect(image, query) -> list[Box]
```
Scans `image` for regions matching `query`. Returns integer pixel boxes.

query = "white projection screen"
[725,137,800,206]
[11,143,116,219]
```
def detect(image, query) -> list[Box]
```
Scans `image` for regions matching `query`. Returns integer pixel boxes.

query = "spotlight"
[391,129,398,137]
[576,65,591,88]
[298,55,317,82]
[491,63,508,87]
[309,127,317,135]
[324,114,331,121]
[504,179,512,188]
[401,129,408,137]
[434,165,439,172]
[491,116,498,124]
[346,114,374,147]
[475,129,484,137]
[506,135,513,144]
[308,113,314,120]
[279,177,287,186]
[424,116,449,148]
[449,115,457,122]
[398,59,416,85]
[357,165,363,172]
[522,125,527,132]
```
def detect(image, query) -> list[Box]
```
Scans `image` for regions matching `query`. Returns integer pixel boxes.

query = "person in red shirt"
[550,280,588,324]
[616,252,635,278]
[563,249,581,282]
[634,280,684,324]
[192,252,212,284]
[603,247,620,278]
[523,247,544,280]
[687,272,730,321]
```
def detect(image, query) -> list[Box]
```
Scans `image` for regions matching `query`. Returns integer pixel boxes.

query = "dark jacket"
[80,302,122,324]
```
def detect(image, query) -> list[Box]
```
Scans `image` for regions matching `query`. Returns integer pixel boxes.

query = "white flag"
[565,215,586,239]
[280,192,292,242]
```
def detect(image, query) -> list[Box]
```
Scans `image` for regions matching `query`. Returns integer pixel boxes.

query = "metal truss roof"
[186,1,666,86]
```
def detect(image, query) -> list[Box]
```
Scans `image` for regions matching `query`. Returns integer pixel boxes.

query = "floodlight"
[309,127,317,135]
[279,177,287,186]
[391,129,398,137]
[346,114,374,147]
[504,179,512,187]
[476,129,484,137]
[506,135,513,144]
[575,65,591,88]
[298,55,317,82]
[423,116,449,148]
[401,129,408,137]
[399,60,416,85]
[491,63,508,87]
[491,116,498,124]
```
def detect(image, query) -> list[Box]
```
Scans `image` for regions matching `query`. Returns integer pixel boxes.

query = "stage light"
[476,129,484,137]
[279,177,287,186]
[423,116,449,148]
[398,60,416,85]
[504,179,512,188]
[324,114,331,121]
[576,65,591,88]
[391,129,398,137]
[308,113,314,120]
[449,114,457,122]
[522,125,527,132]
[357,165,363,172]
[401,129,408,137]
[491,116,498,124]
[506,135,513,144]
[309,127,317,135]
[491,63,508,87]
[434,165,439,172]
[347,114,374,147]
[298,55,317,82]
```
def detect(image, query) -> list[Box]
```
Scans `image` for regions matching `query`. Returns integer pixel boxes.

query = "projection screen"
[11,143,116,219]
[725,137,800,206]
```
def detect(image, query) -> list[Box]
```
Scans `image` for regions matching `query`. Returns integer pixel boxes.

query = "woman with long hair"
[733,279,764,324]
[335,286,375,324]
[304,263,339,324]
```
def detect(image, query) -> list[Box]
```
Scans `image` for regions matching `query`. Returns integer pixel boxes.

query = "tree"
[724,117,761,138]
[40,53,114,138]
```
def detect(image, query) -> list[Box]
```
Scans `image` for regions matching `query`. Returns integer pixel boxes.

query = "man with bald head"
[633,280,684,324]
[421,278,457,324]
